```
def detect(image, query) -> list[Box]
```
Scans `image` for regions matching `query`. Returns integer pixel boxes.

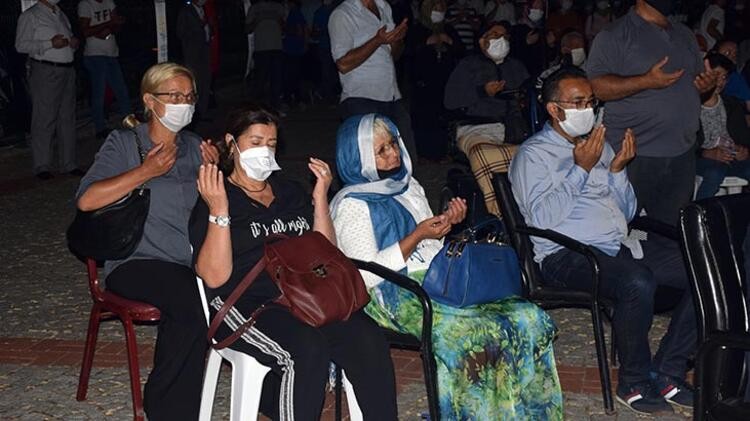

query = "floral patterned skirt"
[366,270,563,420]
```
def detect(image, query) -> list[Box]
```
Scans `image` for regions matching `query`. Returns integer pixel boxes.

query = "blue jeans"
[83,56,131,132]
[695,156,750,200]
[541,237,696,384]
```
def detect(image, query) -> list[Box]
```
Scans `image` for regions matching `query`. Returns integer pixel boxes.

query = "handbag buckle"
[312,264,328,278]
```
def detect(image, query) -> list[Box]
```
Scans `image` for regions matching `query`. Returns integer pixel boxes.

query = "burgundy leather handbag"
[208,231,370,349]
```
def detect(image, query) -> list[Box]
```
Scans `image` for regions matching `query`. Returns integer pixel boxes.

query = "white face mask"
[557,107,596,138]
[234,142,281,181]
[570,47,586,66]
[487,37,510,62]
[528,8,544,22]
[152,97,195,133]
[430,10,445,23]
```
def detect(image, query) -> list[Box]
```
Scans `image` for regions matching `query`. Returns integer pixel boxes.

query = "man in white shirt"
[329,0,417,159]
[699,0,726,50]
[15,0,81,180]
[78,0,131,138]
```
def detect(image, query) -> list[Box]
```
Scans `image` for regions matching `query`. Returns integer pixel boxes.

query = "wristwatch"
[208,215,231,227]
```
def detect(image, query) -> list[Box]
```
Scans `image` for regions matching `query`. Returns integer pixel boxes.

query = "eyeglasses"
[552,98,600,110]
[375,139,399,159]
[152,91,198,104]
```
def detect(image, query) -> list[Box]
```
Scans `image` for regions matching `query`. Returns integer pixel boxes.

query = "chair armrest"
[514,224,605,304]
[351,259,435,353]
[629,216,679,241]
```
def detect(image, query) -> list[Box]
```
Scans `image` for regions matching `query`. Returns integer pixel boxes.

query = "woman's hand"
[308,157,333,204]
[197,164,229,215]
[415,215,452,241]
[701,147,734,164]
[141,142,178,179]
[441,197,467,225]
[200,139,220,165]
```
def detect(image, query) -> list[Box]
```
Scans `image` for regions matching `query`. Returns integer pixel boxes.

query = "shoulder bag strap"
[130,128,148,191]
[207,257,268,349]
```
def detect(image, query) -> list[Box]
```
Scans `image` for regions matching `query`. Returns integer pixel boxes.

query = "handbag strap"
[207,257,268,349]
[129,127,148,190]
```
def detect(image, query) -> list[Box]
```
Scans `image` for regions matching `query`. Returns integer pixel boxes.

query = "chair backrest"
[680,194,750,400]
[492,173,545,297]
[195,277,212,327]
[680,194,750,339]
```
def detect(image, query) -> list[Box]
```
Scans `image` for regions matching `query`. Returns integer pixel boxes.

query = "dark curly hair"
[217,103,281,176]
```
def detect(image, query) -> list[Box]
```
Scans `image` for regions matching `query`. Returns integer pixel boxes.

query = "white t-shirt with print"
[78,0,119,57]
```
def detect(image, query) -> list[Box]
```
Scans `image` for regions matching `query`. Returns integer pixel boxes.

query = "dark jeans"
[695,156,750,199]
[82,56,131,132]
[541,237,697,384]
[107,260,208,421]
[627,147,696,225]
[253,50,284,108]
[339,97,418,161]
[283,53,304,103]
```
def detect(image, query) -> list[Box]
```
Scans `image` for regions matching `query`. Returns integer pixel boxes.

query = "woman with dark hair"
[188,104,398,420]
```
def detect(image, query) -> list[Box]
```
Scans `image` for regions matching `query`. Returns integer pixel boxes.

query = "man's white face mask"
[556,106,596,138]
[570,48,586,67]
[486,37,510,62]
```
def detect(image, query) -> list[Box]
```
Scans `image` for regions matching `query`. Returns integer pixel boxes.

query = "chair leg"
[229,351,269,421]
[334,364,343,421]
[591,306,615,414]
[122,317,146,421]
[610,324,618,367]
[199,349,223,421]
[342,370,363,421]
[420,351,441,420]
[76,303,102,401]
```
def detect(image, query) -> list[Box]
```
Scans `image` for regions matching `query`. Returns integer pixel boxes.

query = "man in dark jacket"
[444,20,530,145]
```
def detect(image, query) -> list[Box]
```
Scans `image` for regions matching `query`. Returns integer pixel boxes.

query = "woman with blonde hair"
[76,62,218,420]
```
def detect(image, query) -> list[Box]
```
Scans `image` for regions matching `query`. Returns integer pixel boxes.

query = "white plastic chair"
[694,175,749,199]
[195,277,363,421]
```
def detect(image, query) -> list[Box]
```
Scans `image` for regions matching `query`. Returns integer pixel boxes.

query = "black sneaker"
[652,372,694,409]
[616,380,674,415]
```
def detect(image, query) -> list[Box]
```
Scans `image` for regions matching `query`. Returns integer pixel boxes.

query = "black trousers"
[339,97,418,161]
[107,259,208,421]
[626,147,696,226]
[211,301,398,421]
[253,50,284,108]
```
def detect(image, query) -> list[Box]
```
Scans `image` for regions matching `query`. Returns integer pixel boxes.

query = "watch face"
[217,216,230,226]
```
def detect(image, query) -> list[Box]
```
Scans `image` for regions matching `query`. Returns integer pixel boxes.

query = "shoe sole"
[666,398,693,410]
[615,395,674,416]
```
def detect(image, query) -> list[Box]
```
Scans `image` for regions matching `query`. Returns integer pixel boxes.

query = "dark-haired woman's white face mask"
[232,138,281,181]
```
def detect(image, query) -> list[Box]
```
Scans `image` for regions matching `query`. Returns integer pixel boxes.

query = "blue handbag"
[422,219,522,308]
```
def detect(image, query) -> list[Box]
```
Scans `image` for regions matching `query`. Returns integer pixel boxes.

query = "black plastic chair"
[334,259,440,421]
[680,194,750,421]
[493,172,680,414]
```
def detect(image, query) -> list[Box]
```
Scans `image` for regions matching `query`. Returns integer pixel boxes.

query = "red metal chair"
[76,258,161,421]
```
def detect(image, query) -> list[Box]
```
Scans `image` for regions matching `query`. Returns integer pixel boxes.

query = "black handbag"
[66,129,150,261]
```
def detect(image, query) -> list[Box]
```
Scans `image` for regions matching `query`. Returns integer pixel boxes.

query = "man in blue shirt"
[509,67,696,415]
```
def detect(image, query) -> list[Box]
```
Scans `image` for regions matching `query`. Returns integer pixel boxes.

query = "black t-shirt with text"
[189,176,314,312]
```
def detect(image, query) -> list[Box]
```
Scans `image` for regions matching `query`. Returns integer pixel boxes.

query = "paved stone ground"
[0,77,692,420]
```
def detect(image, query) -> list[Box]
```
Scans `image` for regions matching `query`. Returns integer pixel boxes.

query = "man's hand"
[610,128,636,173]
[645,56,684,89]
[484,80,506,96]
[574,125,605,172]
[736,145,749,161]
[51,34,69,49]
[694,58,719,94]
[375,18,408,45]
[69,37,80,49]
[701,147,734,163]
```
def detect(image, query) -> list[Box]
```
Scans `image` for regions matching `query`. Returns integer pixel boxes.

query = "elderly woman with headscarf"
[330,114,564,420]
[408,0,464,162]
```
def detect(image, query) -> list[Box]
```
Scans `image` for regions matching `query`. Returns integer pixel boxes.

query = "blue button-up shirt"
[509,123,637,263]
